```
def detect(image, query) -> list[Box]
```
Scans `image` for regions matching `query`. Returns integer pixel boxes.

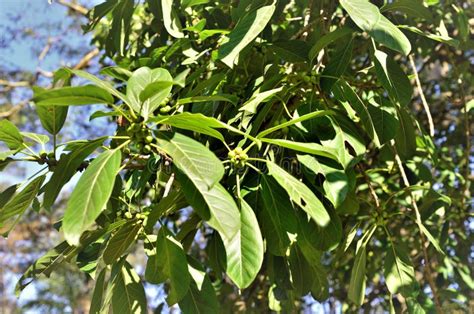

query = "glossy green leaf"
[0,119,23,150]
[179,258,219,314]
[177,95,237,105]
[333,81,378,146]
[261,138,339,162]
[36,105,68,135]
[298,155,348,209]
[152,112,258,144]
[162,0,184,38]
[394,107,417,160]
[103,221,141,264]
[100,66,132,81]
[0,184,18,208]
[33,85,114,106]
[111,262,148,314]
[177,171,240,243]
[139,80,174,103]
[145,227,190,305]
[308,26,353,62]
[43,137,106,210]
[381,0,432,20]
[156,132,223,189]
[90,268,107,314]
[398,25,460,48]
[0,175,45,236]
[373,49,412,107]
[108,0,135,56]
[367,98,399,145]
[384,242,417,297]
[267,161,330,227]
[340,0,411,55]
[226,199,264,289]
[126,67,173,120]
[217,2,276,68]
[63,149,122,246]
[239,87,283,114]
[321,38,353,91]
[348,246,367,306]
[21,132,49,145]
[288,244,314,295]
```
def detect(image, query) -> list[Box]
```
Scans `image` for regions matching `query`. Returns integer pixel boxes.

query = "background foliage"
[0,0,472,313]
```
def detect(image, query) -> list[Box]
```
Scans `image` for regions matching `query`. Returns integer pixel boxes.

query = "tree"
[0,0,472,312]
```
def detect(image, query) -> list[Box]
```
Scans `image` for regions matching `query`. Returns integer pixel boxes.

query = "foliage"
[0,0,472,312]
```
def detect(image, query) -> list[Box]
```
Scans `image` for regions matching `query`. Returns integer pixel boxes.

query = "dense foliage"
[0,0,472,312]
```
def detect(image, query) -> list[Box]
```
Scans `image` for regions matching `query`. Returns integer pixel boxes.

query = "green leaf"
[308,26,353,62]
[108,0,135,56]
[261,138,339,162]
[373,49,412,107]
[179,258,219,314]
[348,246,367,306]
[0,184,18,208]
[63,149,122,246]
[177,171,240,243]
[297,155,348,209]
[257,110,334,138]
[144,189,187,232]
[340,0,411,55]
[100,66,133,82]
[71,69,130,105]
[367,98,399,145]
[288,244,314,295]
[333,81,378,146]
[145,227,190,305]
[217,2,276,68]
[33,85,114,106]
[103,221,141,265]
[321,38,354,91]
[398,25,460,48]
[394,107,417,160]
[0,119,24,150]
[36,105,68,135]
[384,242,417,297]
[419,223,444,255]
[270,40,310,63]
[226,199,264,289]
[43,137,106,210]
[15,240,75,295]
[177,95,237,105]
[139,81,174,103]
[126,67,173,120]
[152,112,258,144]
[381,0,433,20]
[156,132,224,189]
[296,239,329,300]
[21,132,49,145]
[0,175,45,236]
[111,262,148,314]
[90,268,107,314]
[267,161,330,227]
[162,0,184,38]
[260,175,297,256]
[239,87,283,114]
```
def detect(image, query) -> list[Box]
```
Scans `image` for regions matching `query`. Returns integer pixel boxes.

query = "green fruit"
[234,147,243,155]
[136,143,144,151]
[48,152,55,159]
[145,135,153,143]
[143,145,151,153]
[160,105,172,114]
[40,151,47,159]
[228,150,236,158]
[124,212,133,219]
[123,147,131,154]
[241,152,248,160]
[303,75,311,83]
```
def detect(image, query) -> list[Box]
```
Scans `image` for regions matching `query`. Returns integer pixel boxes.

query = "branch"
[56,0,89,16]
[73,48,100,70]
[0,80,30,88]
[409,55,435,137]
[390,140,443,314]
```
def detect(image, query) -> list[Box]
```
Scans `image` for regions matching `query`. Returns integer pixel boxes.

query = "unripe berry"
[234,147,243,155]
[143,145,151,154]
[228,150,236,158]
[145,135,153,143]
[160,105,172,114]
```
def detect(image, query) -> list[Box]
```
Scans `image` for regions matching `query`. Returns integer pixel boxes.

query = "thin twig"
[56,0,89,16]
[409,55,435,137]
[390,140,443,314]
[73,48,100,70]
[0,80,30,87]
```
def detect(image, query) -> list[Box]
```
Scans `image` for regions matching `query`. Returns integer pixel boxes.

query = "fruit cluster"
[158,97,173,115]
[117,208,147,223]
[228,147,248,168]
[125,122,155,155]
